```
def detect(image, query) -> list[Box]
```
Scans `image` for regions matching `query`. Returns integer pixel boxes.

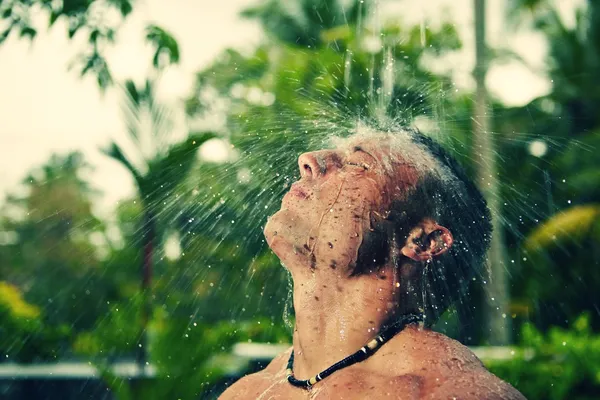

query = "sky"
[0,0,575,217]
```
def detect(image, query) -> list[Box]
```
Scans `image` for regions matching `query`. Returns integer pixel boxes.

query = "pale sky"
[0,0,571,217]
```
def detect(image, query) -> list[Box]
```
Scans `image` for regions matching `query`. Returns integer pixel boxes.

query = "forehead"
[329,130,442,177]
[329,132,411,173]
[331,131,390,151]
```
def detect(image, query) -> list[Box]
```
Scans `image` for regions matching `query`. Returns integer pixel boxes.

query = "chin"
[263,212,281,248]
[264,209,308,263]
[264,209,291,248]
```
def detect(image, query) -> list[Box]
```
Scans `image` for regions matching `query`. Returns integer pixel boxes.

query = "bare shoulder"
[427,332,526,399]
[412,330,526,400]
[426,370,527,400]
[262,345,293,374]
[400,327,486,370]
[386,328,526,399]
[218,346,292,399]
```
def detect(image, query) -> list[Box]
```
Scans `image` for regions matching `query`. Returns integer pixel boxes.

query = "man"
[220,128,525,399]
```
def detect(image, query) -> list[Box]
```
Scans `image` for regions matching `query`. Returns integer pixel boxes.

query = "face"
[264,134,420,275]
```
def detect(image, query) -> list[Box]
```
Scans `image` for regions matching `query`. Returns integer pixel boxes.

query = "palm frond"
[524,204,600,252]
[100,141,146,191]
[144,132,217,204]
[120,78,175,160]
[145,24,180,70]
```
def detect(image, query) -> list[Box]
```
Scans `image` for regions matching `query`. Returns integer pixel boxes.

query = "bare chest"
[234,369,425,400]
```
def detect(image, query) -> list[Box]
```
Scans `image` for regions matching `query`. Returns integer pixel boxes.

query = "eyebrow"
[352,146,375,159]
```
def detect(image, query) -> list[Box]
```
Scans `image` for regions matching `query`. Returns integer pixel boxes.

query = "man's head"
[264,127,492,325]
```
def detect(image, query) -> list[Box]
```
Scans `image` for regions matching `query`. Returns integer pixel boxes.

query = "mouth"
[289,183,310,199]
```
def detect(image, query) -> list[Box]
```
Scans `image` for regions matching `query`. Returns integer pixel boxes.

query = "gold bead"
[309,377,318,385]
[367,339,379,350]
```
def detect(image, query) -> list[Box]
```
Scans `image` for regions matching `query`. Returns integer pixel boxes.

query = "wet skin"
[219,134,526,400]
[219,328,525,400]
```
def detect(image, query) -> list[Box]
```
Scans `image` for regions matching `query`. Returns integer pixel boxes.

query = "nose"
[298,152,322,179]
[298,151,340,179]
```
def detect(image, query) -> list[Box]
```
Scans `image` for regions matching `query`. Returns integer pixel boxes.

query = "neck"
[290,264,407,378]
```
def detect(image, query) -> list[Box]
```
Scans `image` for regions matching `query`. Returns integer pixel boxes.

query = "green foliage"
[0,152,112,333]
[0,281,70,362]
[145,316,290,399]
[104,79,217,206]
[145,25,180,70]
[241,0,368,47]
[0,0,176,89]
[524,204,600,252]
[73,298,143,358]
[1,2,600,400]
[488,314,600,400]
[74,302,290,399]
[508,0,600,136]
[488,0,600,333]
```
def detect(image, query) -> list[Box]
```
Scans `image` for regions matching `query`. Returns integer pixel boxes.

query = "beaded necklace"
[286,313,424,389]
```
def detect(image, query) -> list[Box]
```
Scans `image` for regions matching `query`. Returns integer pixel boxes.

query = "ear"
[400,218,453,262]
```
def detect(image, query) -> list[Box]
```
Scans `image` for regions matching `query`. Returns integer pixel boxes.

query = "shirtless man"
[220,128,525,399]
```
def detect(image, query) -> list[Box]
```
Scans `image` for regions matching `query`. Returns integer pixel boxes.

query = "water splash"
[282,270,294,331]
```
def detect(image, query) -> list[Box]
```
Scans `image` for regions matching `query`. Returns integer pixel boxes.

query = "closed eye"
[346,162,369,170]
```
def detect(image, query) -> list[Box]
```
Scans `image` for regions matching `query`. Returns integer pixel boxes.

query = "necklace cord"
[286,313,424,389]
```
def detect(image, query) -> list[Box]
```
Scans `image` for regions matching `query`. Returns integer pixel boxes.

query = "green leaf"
[49,10,60,27]
[145,24,180,69]
[0,29,9,45]
[68,25,78,39]
[239,5,264,19]
[124,79,140,107]
[101,141,145,191]
[96,63,113,90]
[62,0,90,16]
[118,0,133,17]
[106,0,133,17]
[19,26,36,40]
[80,58,93,77]
[106,28,115,43]
[89,29,100,44]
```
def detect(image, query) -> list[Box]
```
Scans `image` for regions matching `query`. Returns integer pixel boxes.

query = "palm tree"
[102,78,215,368]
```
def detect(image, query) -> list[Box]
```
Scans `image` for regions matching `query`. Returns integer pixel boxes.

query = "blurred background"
[0,0,599,399]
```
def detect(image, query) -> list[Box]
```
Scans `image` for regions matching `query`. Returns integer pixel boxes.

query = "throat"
[288,310,424,389]
[290,274,400,379]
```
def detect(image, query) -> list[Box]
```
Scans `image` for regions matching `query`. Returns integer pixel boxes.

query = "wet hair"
[356,129,493,326]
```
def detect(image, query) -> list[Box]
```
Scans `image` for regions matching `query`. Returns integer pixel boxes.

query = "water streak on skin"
[255,369,287,400]
[306,176,347,256]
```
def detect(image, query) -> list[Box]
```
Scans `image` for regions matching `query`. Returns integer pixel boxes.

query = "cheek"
[313,192,373,268]
[314,231,363,270]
